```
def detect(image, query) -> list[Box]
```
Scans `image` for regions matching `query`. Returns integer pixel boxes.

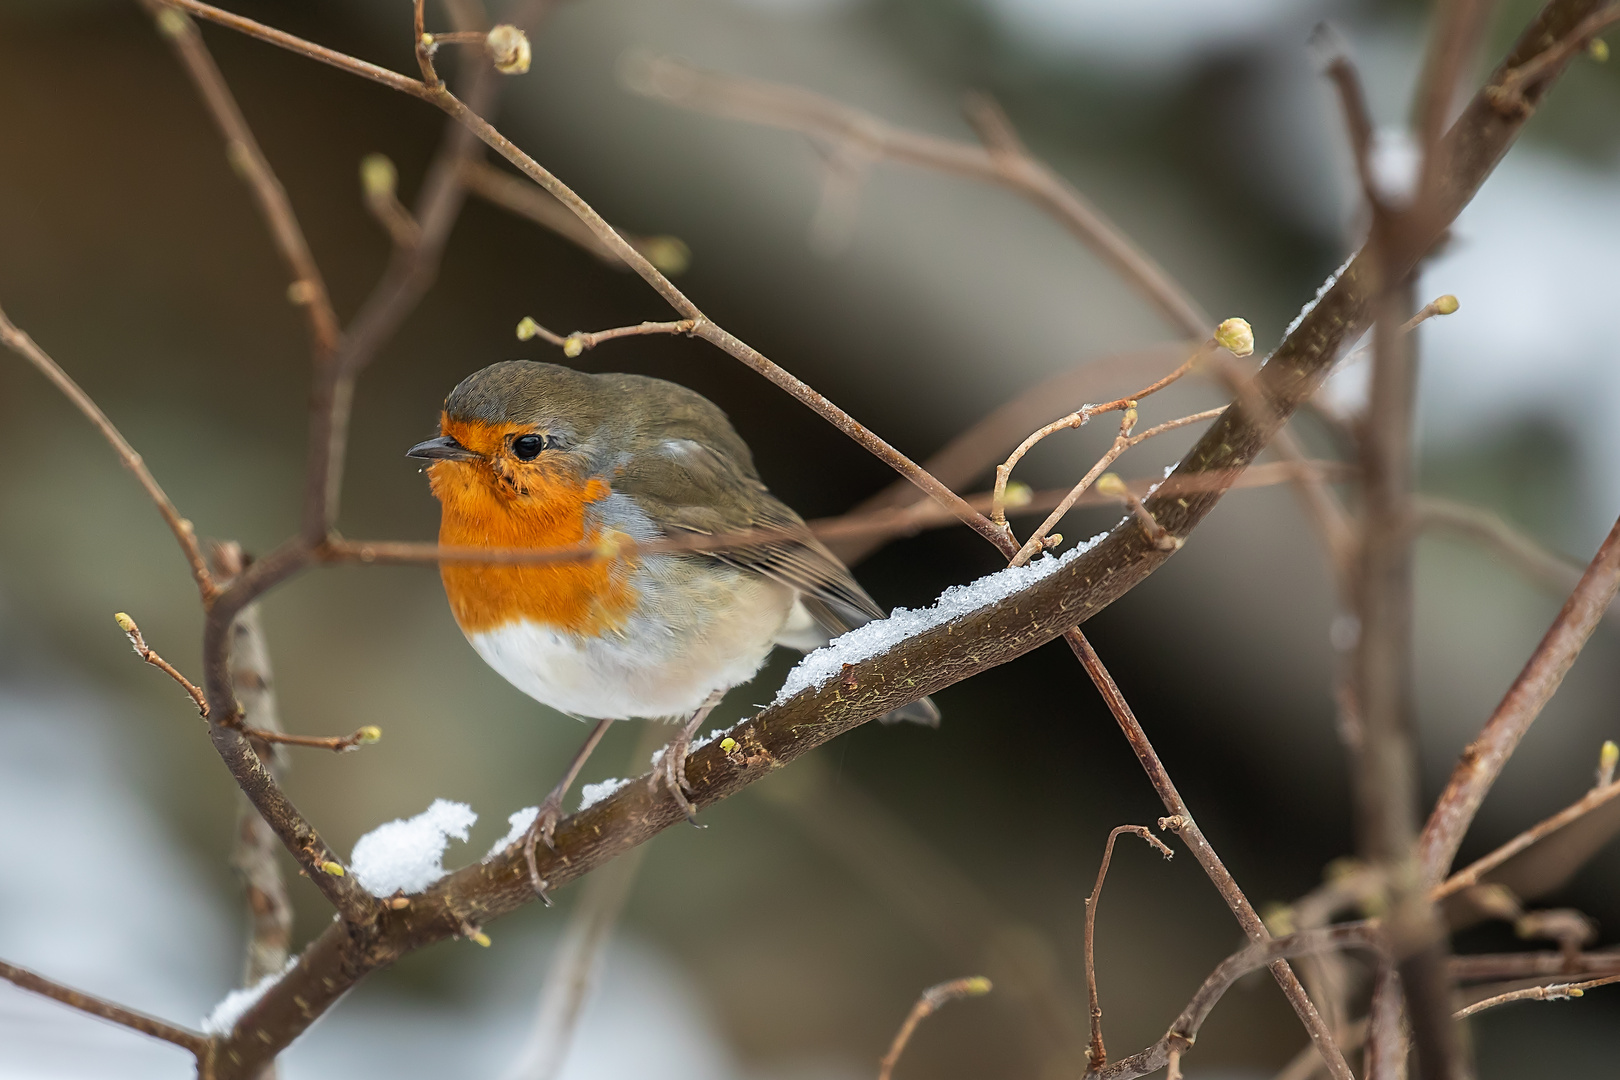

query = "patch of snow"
[350,799,477,897]
[201,957,297,1036]
[774,542,1100,704]
[483,806,539,861]
[578,778,628,812]
[1369,126,1419,204]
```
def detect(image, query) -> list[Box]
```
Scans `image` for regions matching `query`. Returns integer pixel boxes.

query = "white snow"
[578,778,628,811]
[774,540,1102,705]
[483,806,539,861]
[1283,251,1357,338]
[1369,127,1419,204]
[200,957,296,1036]
[350,799,477,897]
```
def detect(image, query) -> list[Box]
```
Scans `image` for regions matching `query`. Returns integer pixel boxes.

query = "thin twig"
[1419,511,1620,883]
[989,341,1209,526]
[1488,4,1620,111]
[877,977,993,1080]
[1452,973,1620,1018]
[516,315,698,356]
[1450,949,1620,983]
[1091,924,1381,1080]
[624,55,1209,337]
[328,461,1349,569]
[1067,632,1356,1080]
[243,726,382,753]
[141,0,341,355]
[1434,779,1620,900]
[115,612,210,717]
[0,305,216,601]
[0,958,212,1061]
[1084,826,1174,1071]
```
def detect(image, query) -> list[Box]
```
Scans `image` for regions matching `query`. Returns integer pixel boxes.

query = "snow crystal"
[774,541,1101,705]
[1283,252,1357,338]
[483,806,539,861]
[350,798,477,897]
[578,778,627,812]
[201,957,296,1035]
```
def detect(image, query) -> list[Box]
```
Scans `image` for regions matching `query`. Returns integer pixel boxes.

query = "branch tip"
[1598,740,1618,787]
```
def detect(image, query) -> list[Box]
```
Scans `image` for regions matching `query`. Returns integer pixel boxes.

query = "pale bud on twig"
[1598,739,1618,787]
[1432,293,1459,316]
[1214,317,1254,358]
[1591,38,1610,63]
[286,280,317,306]
[486,25,531,75]
[516,316,541,341]
[1095,473,1128,499]
[320,861,345,877]
[563,333,586,358]
[360,153,398,200]
[356,725,383,745]
[1003,482,1033,510]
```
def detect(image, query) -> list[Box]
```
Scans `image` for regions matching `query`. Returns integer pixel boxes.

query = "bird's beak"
[407,435,481,462]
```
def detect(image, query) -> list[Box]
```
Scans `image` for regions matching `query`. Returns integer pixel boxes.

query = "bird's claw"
[521,795,566,904]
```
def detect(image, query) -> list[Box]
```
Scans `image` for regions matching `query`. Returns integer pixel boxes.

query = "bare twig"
[1435,778,1620,900]
[516,315,697,356]
[625,55,1209,337]
[0,305,215,601]
[1091,924,1381,1080]
[1419,511,1620,883]
[1068,632,1355,1080]
[877,977,992,1080]
[1084,826,1174,1071]
[242,726,382,753]
[322,461,1348,570]
[989,341,1208,526]
[1452,973,1620,1018]
[141,1,341,355]
[1450,949,1620,983]
[0,958,212,1062]
[115,612,210,716]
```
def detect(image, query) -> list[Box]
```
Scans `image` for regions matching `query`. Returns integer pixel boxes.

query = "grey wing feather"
[614,438,940,727]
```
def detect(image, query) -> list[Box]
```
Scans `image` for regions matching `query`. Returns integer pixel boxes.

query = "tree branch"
[0,958,212,1063]
[1084,826,1174,1071]
[1418,510,1620,883]
[1090,924,1382,1080]
[0,304,215,601]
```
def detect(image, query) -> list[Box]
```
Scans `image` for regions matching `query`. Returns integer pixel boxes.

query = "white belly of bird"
[467,577,799,721]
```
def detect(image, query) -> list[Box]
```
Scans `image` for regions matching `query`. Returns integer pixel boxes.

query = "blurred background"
[3,0,1619,1076]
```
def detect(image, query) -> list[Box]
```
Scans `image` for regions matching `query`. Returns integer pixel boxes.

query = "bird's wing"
[611,438,886,631]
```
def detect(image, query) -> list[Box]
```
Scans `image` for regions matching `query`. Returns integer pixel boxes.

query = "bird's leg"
[524,716,614,902]
[649,689,725,825]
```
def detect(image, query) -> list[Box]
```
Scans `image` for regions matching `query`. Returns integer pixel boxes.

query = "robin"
[409,360,938,892]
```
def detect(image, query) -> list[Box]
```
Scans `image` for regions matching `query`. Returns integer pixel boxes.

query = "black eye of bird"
[511,434,547,461]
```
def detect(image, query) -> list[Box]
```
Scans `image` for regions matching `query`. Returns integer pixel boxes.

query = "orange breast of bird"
[428,417,638,638]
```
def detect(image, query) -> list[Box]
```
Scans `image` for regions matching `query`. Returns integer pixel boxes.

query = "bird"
[409,360,938,894]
